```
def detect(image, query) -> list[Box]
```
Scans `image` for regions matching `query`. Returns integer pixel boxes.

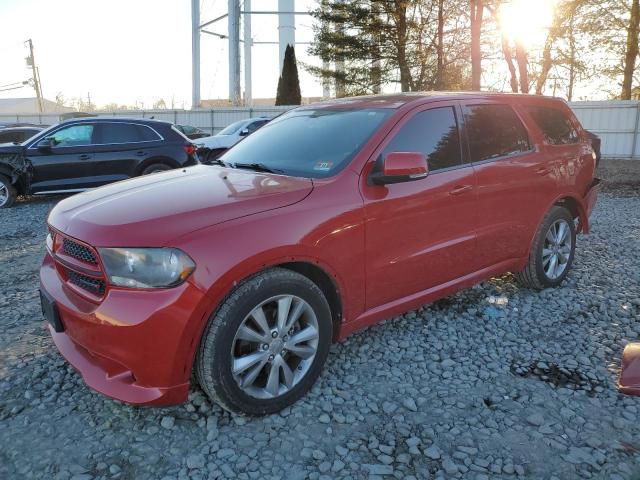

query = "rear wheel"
[141,163,171,175]
[196,268,332,415]
[516,206,576,289]
[0,175,16,208]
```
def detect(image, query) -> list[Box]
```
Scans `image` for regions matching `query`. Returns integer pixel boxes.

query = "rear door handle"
[79,154,91,160]
[449,184,472,196]
[136,151,146,157]
[536,167,550,175]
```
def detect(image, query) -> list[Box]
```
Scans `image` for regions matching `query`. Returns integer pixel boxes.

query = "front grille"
[66,269,105,296]
[62,237,97,264]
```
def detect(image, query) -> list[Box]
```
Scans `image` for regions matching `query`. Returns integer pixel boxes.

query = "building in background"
[0,97,73,114]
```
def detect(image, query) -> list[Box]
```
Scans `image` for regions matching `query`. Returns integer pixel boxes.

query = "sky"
[0,0,323,108]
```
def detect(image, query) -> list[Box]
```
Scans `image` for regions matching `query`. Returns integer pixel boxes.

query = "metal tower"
[191,0,309,108]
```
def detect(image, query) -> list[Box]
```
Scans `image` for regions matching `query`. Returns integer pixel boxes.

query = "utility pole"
[244,0,252,106]
[228,0,241,105]
[191,0,201,108]
[26,39,43,113]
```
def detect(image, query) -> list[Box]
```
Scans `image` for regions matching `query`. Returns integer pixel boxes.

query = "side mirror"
[370,151,429,186]
[239,128,250,137]
[36,137,55,151]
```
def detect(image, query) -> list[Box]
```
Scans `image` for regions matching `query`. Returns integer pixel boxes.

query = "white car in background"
[197,117,270,163]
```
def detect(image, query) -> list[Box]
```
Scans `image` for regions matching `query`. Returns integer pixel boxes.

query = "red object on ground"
[619,343,640,396]
[39,93,600,406]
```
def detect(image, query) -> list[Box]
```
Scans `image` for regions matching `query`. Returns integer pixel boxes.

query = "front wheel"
[196,268,332,415]
[0,175,17,208]
[516,206,576,289]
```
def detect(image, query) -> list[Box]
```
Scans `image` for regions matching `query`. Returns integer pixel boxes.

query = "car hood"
[198,135,235,149]
[48,165,313,247]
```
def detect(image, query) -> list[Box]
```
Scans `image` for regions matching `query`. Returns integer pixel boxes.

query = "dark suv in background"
[0,117,199,207]
[0,126,44,144]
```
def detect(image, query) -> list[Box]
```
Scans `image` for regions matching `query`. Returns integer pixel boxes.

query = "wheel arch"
[135,156,180,176]
[552,194,589,233]
[277,261,343,341]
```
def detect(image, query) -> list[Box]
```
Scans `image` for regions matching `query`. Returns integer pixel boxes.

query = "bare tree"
[622,0,640,99]
[470,0,484,90]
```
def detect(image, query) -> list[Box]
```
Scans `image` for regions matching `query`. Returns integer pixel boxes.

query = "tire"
[0,174,17,208]
[141,163,171,175]
[196,268,333,415]
[205,149,227,164]
[515,206,576,289]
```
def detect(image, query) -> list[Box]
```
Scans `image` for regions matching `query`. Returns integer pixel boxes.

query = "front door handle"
[536,167,550,175]
[449,184,472,196]
[79,154,91,160]
[136,151,146,157]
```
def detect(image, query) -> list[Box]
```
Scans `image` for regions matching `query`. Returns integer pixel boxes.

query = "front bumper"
[40,252,210,406]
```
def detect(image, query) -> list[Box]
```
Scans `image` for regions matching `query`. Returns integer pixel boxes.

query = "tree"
[309,0,470,96]
[470,0,485,90]
[276,44,302,106]
[622,0,640,99]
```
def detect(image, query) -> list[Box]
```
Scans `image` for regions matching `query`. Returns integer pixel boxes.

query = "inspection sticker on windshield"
[314,161,333,171]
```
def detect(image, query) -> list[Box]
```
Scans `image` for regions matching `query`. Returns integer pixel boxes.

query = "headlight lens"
[98,248,196,289]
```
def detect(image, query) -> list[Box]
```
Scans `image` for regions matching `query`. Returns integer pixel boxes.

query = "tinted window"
[464,104,530,162]
[51,124,95,147]
[0,132,19,143]
[219,120,247,135]
[247,120,268,133]
[100,123,160,143]
[221,108,392,178]
[382,107,462,171]
[526,105,578,145]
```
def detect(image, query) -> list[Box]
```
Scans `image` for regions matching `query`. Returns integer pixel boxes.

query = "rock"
[403,398,418,412]
[160,416,175,429]
[526,413,545,426]
[424,445,441,460]
[186,454,205,469]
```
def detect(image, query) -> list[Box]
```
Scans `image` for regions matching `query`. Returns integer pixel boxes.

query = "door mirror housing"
[239,128,250,137]
[370,152,429,185]
[36,137,55,151]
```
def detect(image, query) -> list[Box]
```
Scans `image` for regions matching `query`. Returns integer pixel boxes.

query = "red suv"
[40,93,600,414]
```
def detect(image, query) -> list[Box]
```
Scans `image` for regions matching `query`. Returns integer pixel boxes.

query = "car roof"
[301,91,567,110]
[56,117,173,127]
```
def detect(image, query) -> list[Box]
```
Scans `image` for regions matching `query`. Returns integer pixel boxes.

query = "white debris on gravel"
[1,190,639,479]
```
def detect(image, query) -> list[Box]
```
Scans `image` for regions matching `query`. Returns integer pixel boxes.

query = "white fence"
[1,101,639,160]
[569,101,640,160]
[0,106,293,136]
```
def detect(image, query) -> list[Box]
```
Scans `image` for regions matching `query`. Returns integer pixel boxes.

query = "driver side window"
[382,107,462,172]
[51,124,95,147]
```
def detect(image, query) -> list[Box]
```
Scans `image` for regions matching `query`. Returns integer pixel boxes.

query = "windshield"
[218,119,248,136]
[220,108,392,178]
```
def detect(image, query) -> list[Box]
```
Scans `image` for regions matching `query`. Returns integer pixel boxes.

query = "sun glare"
[500,0,555,47]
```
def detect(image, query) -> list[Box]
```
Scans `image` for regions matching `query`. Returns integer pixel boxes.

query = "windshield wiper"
[232,162,285,174]
[208,158,229,167]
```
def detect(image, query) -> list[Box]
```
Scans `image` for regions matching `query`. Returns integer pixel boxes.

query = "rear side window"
[382,107,462,172]
[99,123,161,144]
[526,105,578,145]
[464,104,530,162]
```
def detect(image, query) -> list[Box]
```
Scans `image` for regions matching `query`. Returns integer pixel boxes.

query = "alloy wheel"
[0,184,8,207]
[542,219,573,280]
[231,295,319,399]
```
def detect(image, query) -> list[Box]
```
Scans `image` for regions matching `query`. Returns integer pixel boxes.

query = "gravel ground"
[1,189,640,480]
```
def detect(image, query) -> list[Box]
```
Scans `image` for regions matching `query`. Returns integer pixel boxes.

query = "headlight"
[98,248,196,289]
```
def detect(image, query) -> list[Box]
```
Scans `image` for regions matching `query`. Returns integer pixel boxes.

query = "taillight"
[183,144,196,155]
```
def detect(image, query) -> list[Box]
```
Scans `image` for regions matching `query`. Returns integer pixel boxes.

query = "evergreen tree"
[276,44,302,105]
[308,0,470,97]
